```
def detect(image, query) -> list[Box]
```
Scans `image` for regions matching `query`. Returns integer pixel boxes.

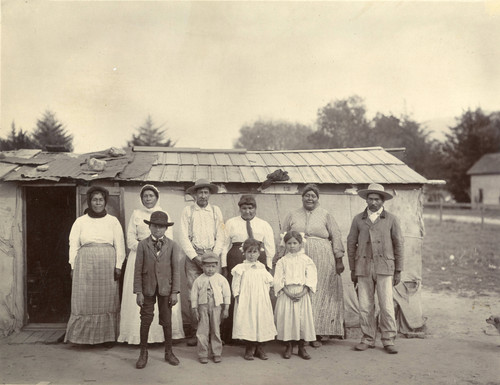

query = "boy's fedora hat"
[144,211,174,227]
[186,179,218,195]
[357,183,393,200]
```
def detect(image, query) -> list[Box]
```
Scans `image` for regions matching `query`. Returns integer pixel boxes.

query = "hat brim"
[202,258,219,264]
[357,189,393,200]
[143,220,175,227]
[186,183,218,195]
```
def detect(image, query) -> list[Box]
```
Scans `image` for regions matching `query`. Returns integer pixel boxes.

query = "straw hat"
[357,183,393,200]
[186,179,218,195]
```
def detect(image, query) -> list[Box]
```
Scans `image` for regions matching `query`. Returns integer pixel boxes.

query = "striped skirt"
[305,237,344,336]
[65,244,119,344]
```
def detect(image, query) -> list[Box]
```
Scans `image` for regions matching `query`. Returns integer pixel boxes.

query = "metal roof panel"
[211,166,227,183]
[214,153,232,166]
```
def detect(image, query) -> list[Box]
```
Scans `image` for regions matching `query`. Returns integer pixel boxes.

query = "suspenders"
[188,204,218,242]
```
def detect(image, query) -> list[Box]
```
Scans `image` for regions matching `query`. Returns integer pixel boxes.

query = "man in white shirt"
[179,179,224,346]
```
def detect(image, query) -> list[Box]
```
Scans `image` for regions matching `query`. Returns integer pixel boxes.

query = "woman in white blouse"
[118,185,185,344]
[65,186,125,346]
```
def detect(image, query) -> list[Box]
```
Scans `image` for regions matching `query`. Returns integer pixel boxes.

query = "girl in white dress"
[274,231,317,360]
[232,238,277,360]
[118,185,185,344]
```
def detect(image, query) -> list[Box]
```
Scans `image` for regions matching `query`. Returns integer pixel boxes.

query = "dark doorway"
[26,186,76,323]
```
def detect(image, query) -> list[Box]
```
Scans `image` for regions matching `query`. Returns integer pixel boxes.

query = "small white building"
[467,153,500,206]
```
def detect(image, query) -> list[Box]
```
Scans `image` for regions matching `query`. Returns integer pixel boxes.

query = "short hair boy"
[134,211,180,369]
[191,251,231,364]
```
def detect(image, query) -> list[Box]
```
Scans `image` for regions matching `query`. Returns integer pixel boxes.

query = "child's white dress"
[274,251,317,341]
[231,260,277,342]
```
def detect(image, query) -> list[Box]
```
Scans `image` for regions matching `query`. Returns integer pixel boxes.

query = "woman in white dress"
[118,185,185,344]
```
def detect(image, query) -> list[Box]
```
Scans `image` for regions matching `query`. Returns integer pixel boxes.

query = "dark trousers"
[139,289,172,349]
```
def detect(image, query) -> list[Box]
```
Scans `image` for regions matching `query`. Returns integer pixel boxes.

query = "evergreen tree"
[127,115,176,147]
[32,111,73,151]
[0,121,38,151]
[442,108,500,202]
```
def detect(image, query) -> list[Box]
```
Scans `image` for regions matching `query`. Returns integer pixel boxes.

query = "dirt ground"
[1,287,499,385]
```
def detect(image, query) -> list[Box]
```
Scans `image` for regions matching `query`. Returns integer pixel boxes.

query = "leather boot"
[244,341,255,360]
[283,342,292,359]
[164,325,180,366]
[254,343,268,360]
[136,346,148,369]
[298,340,311,360]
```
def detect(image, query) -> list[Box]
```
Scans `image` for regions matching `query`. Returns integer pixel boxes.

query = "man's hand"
[393,271,401,286]
[136,293,144,307]
[221,267,228,278]
[351,271,358,285]
[169,293,178,307]
[193,256,203,269]
[192,308,200,322]
[335,258,345,275]
[114,268,122,281]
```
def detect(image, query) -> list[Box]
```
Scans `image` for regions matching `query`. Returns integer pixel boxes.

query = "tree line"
[235,96,500,203]
[2,96,499,202]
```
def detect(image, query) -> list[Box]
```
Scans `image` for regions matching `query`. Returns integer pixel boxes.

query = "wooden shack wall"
[0,183,24,335]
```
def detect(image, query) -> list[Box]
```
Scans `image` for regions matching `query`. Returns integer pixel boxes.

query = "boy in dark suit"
[134,211,181,369]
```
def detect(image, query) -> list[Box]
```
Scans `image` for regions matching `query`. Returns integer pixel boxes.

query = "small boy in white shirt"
[191,252,231,364]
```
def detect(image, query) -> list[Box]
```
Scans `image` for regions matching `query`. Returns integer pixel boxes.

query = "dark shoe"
[186,336,197,346]
[310,340,322,348]
[213,356,221,363]
[244,343,255,360]
[283,343,292,359]
[103,341,115,349]
[254,345,268,360]
[355,342,375,351]
[165,351,180,366]
[384,345,398,354]
[136,347,148,369]
[199,357,208,364]
[298,342,311,360]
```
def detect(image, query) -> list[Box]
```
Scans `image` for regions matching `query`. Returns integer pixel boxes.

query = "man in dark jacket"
[347,183,404,354]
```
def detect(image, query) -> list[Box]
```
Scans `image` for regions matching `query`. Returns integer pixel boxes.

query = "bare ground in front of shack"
[1,288,499,385]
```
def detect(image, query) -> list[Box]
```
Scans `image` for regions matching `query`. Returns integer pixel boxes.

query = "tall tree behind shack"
[234,120,314,150]
[127,115,176,147]
[442,108,500,202]
[32,110,73,152]
[0,121,38,150]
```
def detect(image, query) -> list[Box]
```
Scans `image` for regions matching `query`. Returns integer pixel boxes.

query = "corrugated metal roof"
[0,146,427,185]
[467,153,500,175]
[0,148,132,182]
[120,146,427,184]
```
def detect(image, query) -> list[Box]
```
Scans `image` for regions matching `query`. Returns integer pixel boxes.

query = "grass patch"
[422,219,500,295]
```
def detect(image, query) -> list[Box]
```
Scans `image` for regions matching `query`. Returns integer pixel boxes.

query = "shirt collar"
[193,203,212,212]
[362,207,385,219]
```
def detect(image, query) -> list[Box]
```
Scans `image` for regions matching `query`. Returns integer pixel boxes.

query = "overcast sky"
[2,1,499,153]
